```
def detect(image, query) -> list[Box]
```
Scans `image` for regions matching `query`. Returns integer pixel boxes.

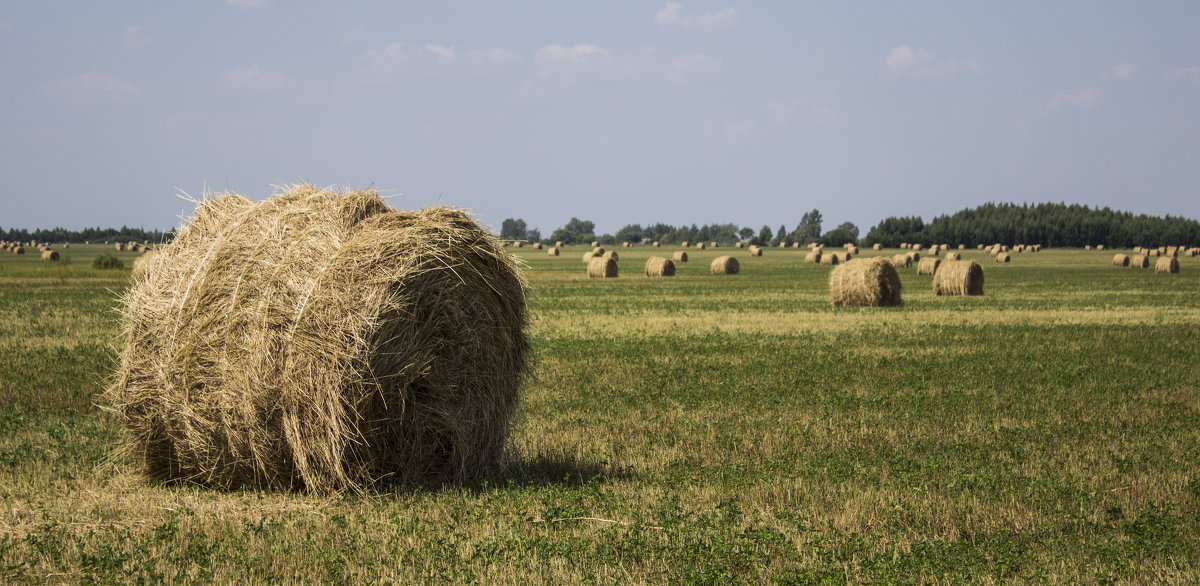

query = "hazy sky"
[2,2,1198,237]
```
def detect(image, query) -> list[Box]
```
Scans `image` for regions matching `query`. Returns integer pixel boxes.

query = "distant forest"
[0,226,172,244]
[861,203,1200,248]
[502,202,1200,249]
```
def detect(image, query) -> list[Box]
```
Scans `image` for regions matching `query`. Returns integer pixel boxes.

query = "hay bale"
[644,256,675,277]
[912,244,922,251]
[1097,244,1105,251]
[945,251,962,261]
[805,252,821,264]
[1112,253,1130,267]
[555,241,564,248]
[533,243,543,249]
[12,246,24,255]
[602,251,619,261]
[1131,254,1149,268]
[41,250,60,261]
[1148,249,1160,257]
[709,241,718,248]
[593,246,605,255]
[977,244,984,250]
[873,243,882,250]
[830,257,902,307]
[847,245,859,255]
[820,253,840,266]
[891,254,911,268]
[104,185,530,493]
[710,255,739,274]
[591,240,599,247]
[917,257,941,275]
[582,251,598,263]
[548,247,559,256]
[514,241,523,248]
[735,242,744,248]
[778,242,786,248]
[624,242,632,248]
[1156,257,1179,274]
[653,241,660,247]
[132,250,158,280]
[115,243,125,251]
[958,244,966,250]
[933,260,984,296]
[996,252,1011,263]
[1084,245,1093,251]
[588,256,618,278]
[681,241,689,248]
[696,242,706,250]
[748,245,763,257]
[907,251,921,262]
[672,251,688,262]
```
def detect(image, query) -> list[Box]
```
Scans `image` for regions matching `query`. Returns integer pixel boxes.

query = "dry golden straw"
[104,185,530,494]
[710,255,739,274]
[672,251,688,262]
[996,252,1011,262]
[582,251,597,263]
[748,245,763,257]
[1112,254,1130,267]
[933,260,984,296]
[41,250,60,261]
[805,252,821,264]
[588,256,618,278]
[1156,257,1179,274]
[644,256,675,277]
[917,257,941,275]
[891,254,911,268]
[602,251,620,261]
[830,257,902,307]
[548,247,559,256]
[1131,254,1149,268]
[945,251,962,261]
[873,243,882,250]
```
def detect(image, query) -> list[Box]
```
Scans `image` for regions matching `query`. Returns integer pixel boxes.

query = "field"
[2,242,1198,583]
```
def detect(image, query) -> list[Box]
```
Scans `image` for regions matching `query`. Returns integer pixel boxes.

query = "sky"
[2,1,1199,237]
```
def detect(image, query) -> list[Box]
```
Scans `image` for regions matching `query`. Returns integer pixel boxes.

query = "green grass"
[1,244,1198,583]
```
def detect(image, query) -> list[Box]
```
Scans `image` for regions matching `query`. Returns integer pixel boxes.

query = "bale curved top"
[105,185,530,494]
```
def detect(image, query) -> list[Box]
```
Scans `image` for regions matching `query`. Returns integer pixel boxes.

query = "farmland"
[1,243,1198,582]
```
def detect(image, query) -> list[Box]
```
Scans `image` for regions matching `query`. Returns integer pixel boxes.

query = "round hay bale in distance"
[592,246,605,255]
[12,246,24,255]
[748,245,763,257]
[873,243,882,250]
[582,251,597,263]
[891,254,911,268]
[710,255,739,274]
[917,257,940,275]
[820,253,840,266]
[104,185,530,493]
[644,256,675,277]
[933,260,984,296]
[1156,257,1179,274]
[805,252,821,264]
[672,251,688,263]
[945,251,962,261]
[555,241,564,248]
[602,250,619,262]
[548,247,560,256]
[1131,254,1149,268]
[1113,254,1130,267]
[695,242,706,250]
[996,252,1011,263]
[41,250,60,261]
[830,257,902,307]
[588,256,618,278]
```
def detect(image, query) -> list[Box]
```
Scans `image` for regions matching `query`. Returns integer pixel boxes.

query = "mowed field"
[2,243,1198,583]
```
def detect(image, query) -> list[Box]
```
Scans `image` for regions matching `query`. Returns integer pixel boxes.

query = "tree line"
[0,226,173,244]
[501,209,863,247]
[861,202,1200,248]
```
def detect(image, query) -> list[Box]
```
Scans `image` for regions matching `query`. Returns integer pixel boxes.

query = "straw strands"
[1156,257,1179,274]
[644,256,675,277]
[933,260,984,296]
[710,256,739,274]
[588,256,618,278]
[104,185,530,494]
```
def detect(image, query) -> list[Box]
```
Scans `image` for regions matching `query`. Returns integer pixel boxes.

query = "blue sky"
[2,1,1198,237]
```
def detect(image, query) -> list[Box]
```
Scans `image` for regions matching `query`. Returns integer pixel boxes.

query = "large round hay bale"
[906,251,920,263]
[933,260,984,296]
[830,257,902,307]
[672,251,688,262]
[1156,257,1179,274]
[588,256,618,278]
[912,244,923,251]
[873,243,882,250]
[115,243,125,251]
[1112,254,1130,267]
[582,251,597,263]
[555,241,564,248]
[1131,254,1149,268]
[602,250,619,261]
[805,251,821,264]
[996,252,1011,263]
[548,247,559,256]
[533,242,543,250]
[819,253,840,266]
[917,257,940,275]
[592,246,605,255]
[695,242,706,250]
[710,255,739,274]
[644,256,675,277]
[945,251,962,261]
[681,241,689,248]
[847,245,859,255]
[748,245,763,257]
[891,254,911,268]
[12,246,24,255]
[104,185,530,493]
[41,250,60,261]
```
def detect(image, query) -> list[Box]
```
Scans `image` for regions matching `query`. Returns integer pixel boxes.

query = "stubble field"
[1,243,1198,583]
